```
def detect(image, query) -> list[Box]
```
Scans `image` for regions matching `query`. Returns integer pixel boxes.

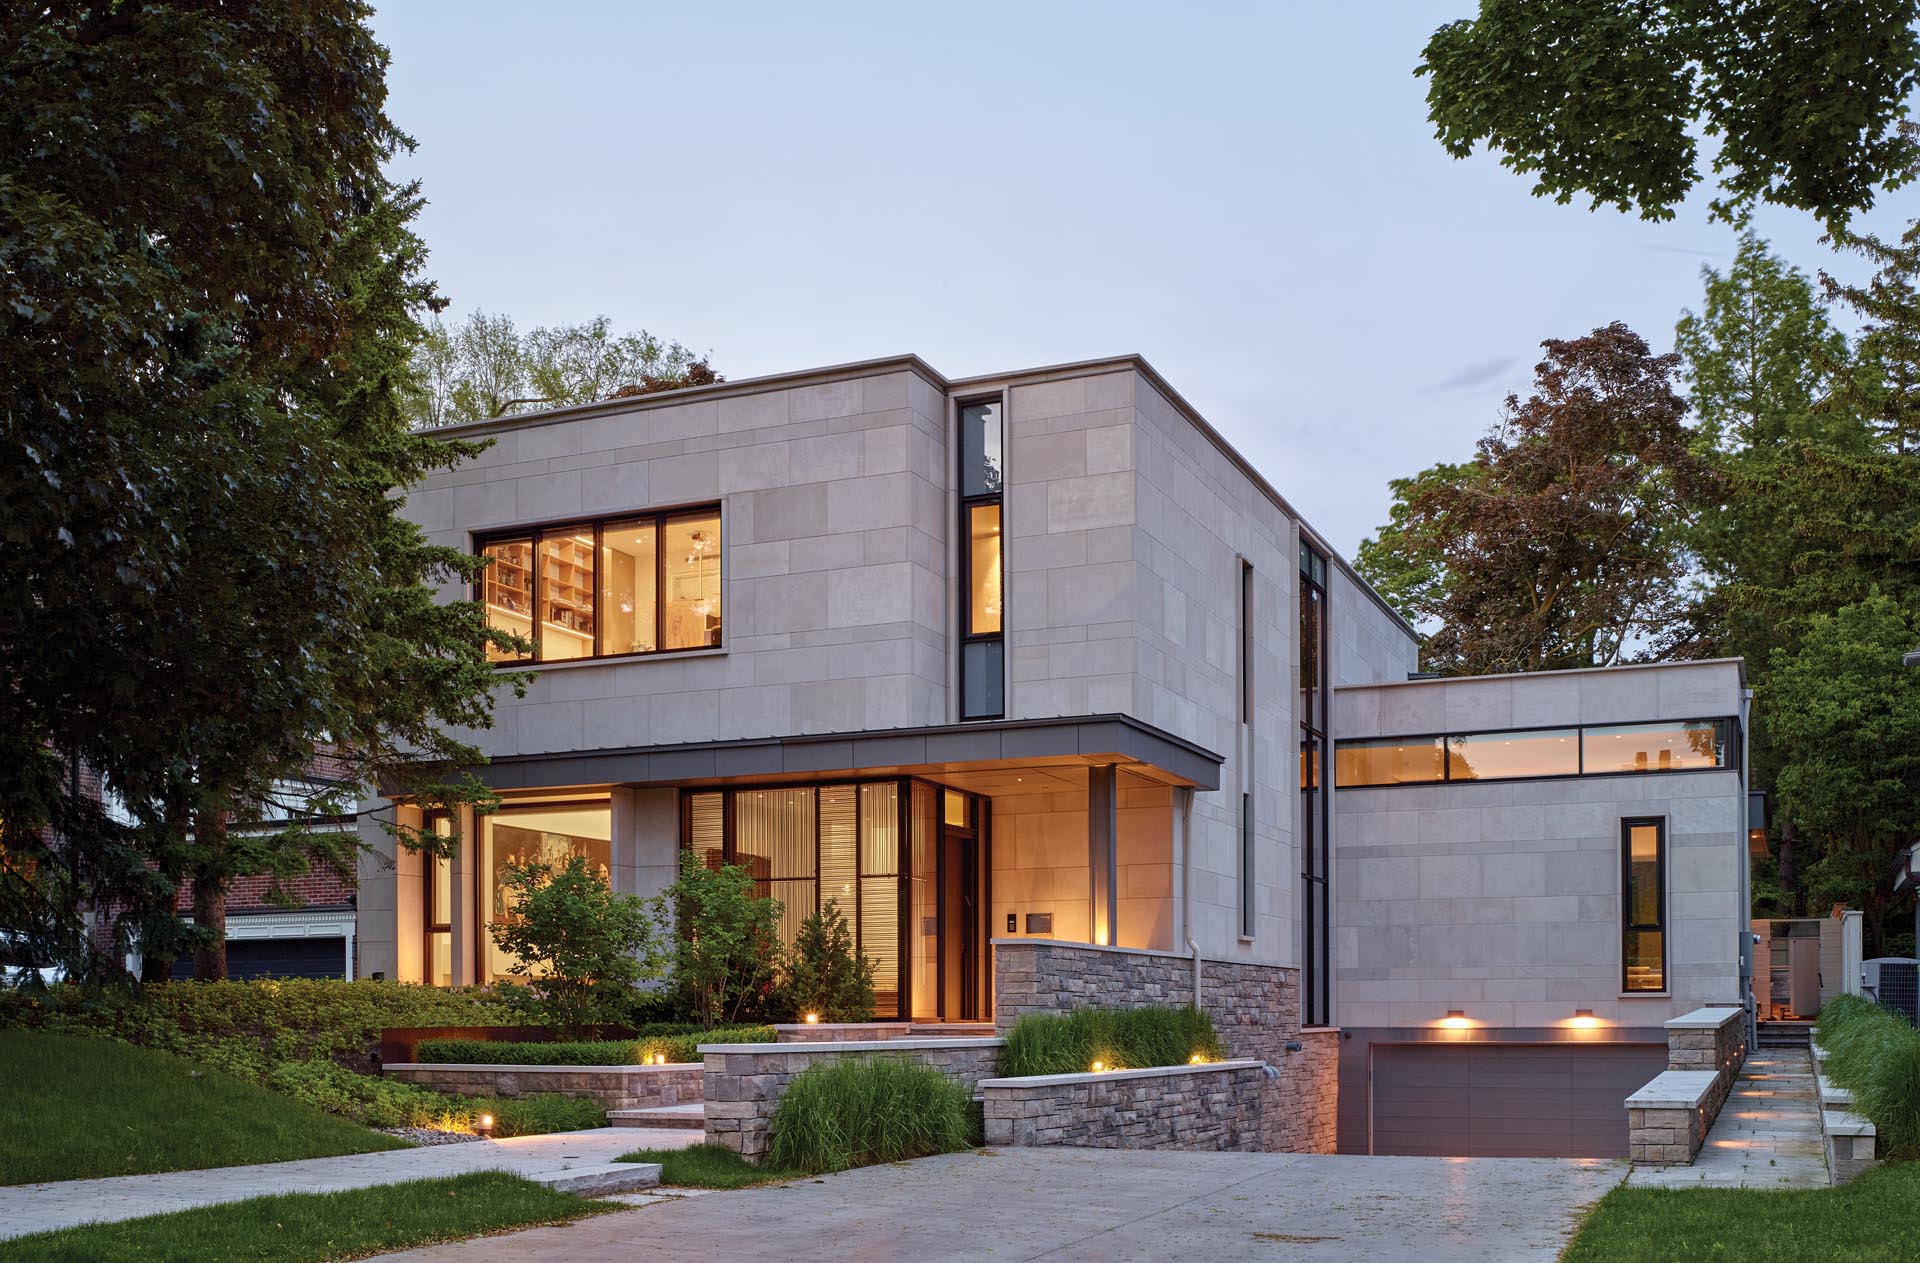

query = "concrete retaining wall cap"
[1625,1069,1720,1107]
[697,1037,1004,1054]
[388,1062,699,1073]
[978,1060,1263,1090]
[1664,1007,1745,1030]
[1826,1110,1877,1138]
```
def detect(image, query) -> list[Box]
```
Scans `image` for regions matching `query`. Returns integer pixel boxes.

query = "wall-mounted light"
[1440,1009,1471,1029]
[1571,1008,1601,1029]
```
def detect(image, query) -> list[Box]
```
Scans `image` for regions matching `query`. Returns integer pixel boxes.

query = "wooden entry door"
[938,827,979,1021]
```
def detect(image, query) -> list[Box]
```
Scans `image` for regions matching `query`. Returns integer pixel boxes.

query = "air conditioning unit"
[1863,958,1919,1026]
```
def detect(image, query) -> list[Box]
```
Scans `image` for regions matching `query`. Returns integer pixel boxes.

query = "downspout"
[1180,787,1202,1008]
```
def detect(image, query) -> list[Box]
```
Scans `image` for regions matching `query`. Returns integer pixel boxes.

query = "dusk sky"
[372,1,1913,559]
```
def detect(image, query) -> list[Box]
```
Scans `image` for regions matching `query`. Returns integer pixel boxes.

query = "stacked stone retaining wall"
[384,1062,703,1111]
[980,1062,1266,1151]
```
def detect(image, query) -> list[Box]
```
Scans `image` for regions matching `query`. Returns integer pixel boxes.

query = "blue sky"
[372,1,1913,558]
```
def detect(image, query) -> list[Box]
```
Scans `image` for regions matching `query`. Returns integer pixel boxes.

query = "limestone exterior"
[353,350,1753,1161]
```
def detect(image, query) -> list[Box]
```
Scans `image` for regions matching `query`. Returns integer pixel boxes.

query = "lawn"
[1,1172,605,1263]
[0,1028,404,1185]
[1562,1162,1920,1263]
[617,1142,801,1188]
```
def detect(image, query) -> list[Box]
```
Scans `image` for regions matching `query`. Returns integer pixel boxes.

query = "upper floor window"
[959,400,1004,719]
[479,506,721,664]
[1335,717,1733,788]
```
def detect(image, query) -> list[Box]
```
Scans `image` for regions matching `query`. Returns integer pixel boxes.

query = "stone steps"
[606,1103,706,1130]
[907,1023,997,1038]
[532,1162,661,1196]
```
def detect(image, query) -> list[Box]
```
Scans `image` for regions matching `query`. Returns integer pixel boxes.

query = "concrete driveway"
[373,1147,1623,1262]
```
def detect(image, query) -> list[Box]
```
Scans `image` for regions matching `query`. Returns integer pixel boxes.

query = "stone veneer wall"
[991,939,1336,1153]
[773,1022,912,1043]
[1664,1007,1747,1122]
[702,1039,1002,1161]
[384,1062,703,1111]
[1626,1007,1749,1165]
[980,1062,1266,1151]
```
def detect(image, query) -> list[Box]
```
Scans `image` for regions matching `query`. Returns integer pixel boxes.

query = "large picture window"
[1622,818,1667,992]
[959,399,1003,720]
[478,506,720,663]
[1337,718,1733,788]
[479,800,612,982]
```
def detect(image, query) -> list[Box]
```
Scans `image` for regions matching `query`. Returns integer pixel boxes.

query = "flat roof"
[421,351,1417,642]
[1334,657,1748,690]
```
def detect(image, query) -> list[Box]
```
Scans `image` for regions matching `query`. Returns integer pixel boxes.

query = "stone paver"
[367,1147,1624,1263]
[1626,1048,1829,1189]
[0,1127,701,1240]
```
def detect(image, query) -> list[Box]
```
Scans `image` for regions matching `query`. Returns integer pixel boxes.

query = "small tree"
[661,851,783,1028]
[489,854,666,1036]
[785,900,876,1022]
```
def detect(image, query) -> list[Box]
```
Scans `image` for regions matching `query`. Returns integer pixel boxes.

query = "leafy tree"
[410,312,718,427]
[489,854,668,1036]
[1761,596,1920,954]
[1356,323,1715,673]
[661,852,783,1028]
[1417,1,1920,227]
[0,3,512,980]
[784,900,876,1023]
[1822,215,1920,456]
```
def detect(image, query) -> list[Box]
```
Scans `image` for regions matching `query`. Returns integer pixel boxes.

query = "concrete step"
[606,1103,706,1130]
[531,1162,661,1196]
[906,1023,997,1038]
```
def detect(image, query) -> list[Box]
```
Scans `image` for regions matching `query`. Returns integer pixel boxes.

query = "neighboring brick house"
[350,352,1753,1158]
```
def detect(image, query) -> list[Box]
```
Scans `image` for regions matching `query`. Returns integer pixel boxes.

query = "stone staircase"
[607,1102,706,1130]
[1757,1020,1815,1049]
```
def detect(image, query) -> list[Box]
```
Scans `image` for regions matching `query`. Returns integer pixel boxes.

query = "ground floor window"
[480,799,612,982]
[681,778,985,1021]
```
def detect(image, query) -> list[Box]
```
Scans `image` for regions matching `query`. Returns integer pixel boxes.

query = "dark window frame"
[958,397,1004,720]
[1334,717,1739,789]
[1299,541,1331,1026]
[1620,816,1668,994]
[474,502,723,666]
[423,810,453,986]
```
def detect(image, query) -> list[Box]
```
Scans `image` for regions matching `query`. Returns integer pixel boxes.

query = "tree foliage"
[783,900,876,1023]
[489,854,667,1036]
[0,2,511,981]
[1761,596,1920,948]
[1418,1,1920,227]
[409,312,718,427]
[1356,323,1714,673]
[663,853,784,1029]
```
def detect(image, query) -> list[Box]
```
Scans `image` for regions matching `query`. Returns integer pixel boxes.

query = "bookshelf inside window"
[481,539,533,661]
[538,534,595,660]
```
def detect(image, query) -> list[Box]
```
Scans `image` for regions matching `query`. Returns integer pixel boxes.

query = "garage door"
[1371,1043,1666,1158]
[169,937,345,981]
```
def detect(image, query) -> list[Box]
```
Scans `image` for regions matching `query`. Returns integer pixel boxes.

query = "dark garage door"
[1371,1042,1666,1158]
[170,937,345,981]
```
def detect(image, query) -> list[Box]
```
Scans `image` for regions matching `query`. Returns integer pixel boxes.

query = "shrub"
[766,1055,974,1173]
[415,1024,776,1066]
[1818,994,1920,1159]
[481,1094,609,1138]
[784,899,875,1022]
[999,1005,1224,1077]
[490,854,668,1036]
[664,852,783,1027]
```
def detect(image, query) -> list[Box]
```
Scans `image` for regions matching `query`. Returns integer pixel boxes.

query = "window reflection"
[1584,721,1725,773]
[1447,729,1578,781]
[960,401,1001,496]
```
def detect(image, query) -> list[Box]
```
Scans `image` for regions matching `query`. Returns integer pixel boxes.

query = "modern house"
[354,353,1751,1158]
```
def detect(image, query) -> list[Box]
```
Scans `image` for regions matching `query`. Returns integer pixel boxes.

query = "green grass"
[0,1029,404,1185]
[414,1025,776,1066]
[999,1005,1224,1077]
[617,1143,802,1188]
[1562,1161,1920,1262]
[1,1171,605,1263]
[765,1054,975,1174]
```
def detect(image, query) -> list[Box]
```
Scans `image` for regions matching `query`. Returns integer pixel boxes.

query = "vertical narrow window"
[537,531,596,661]
[480,539,534,661]
[1239,792,1255,937]
[733,788,817,949]
[1239,559,1255,938]
[425,814,453,987]
[1623,818,1667,992]
[959,400,1004,719]
[1299,540,1331,1025]
[859,782,901,1016]
[599,520,658,655]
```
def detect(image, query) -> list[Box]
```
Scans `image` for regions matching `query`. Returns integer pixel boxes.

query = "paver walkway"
[366,1147,1625,1263]
[0,1126,700,1240]
[1626,1047,1828,1189]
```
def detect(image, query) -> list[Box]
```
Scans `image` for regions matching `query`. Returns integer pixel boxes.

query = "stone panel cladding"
[701,1038,1002,1161]
[773,1022,912,1043]
[383,1062,703,1111]
[979,1062,1266,1151]
[990,939,1334,1153]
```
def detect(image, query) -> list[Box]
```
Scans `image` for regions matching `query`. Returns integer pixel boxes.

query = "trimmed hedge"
[766,1055,975,1173]
[1818,993,1920,1159]
[999,1005,1224,1078]
[414,1025,776,1066]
